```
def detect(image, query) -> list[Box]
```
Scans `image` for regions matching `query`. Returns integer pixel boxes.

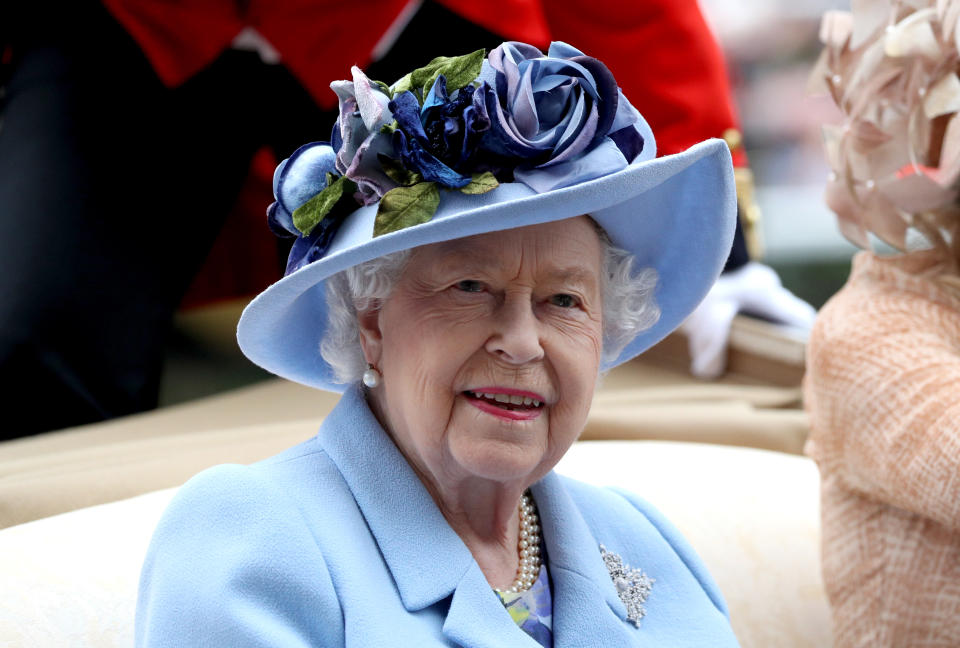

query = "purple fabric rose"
[389,76,492,188]
[479,41,618,163]
[330,66,399,204]
[478,41,646,192]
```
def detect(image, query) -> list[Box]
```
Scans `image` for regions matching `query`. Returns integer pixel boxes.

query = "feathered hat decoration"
[811,0,960,265]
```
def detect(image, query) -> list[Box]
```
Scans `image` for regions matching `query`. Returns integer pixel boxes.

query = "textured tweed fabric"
[804,250,960,647]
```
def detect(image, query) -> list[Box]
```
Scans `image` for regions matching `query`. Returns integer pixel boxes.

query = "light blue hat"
[238,41,736,392]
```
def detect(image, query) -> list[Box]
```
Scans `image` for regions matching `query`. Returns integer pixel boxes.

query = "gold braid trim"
[723,128,764,259]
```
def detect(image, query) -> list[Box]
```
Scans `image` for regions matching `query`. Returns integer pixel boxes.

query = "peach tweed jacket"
[804,251,960,647]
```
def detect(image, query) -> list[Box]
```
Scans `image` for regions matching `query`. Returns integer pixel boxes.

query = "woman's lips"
[462,389,545,421]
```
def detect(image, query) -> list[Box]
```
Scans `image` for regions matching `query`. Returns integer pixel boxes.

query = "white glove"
[679,262,817,379]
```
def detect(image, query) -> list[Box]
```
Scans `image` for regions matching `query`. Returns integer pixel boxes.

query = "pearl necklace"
[499,492,542,594]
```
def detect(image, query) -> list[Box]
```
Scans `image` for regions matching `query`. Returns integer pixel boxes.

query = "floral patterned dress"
[495,562,553,647]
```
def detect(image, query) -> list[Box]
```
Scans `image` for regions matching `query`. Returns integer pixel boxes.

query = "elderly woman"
[136,42,740,646]
[805,3,960,645]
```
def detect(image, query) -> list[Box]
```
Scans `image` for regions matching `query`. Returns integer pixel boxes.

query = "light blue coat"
[136,385,740,647]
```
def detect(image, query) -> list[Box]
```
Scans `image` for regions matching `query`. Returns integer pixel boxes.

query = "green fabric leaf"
[393,49,485,98]
[379,119,399,135]
[374,182,440,236]
[292,175,347,235]
[459,171,500,195]
[378,154,422,187]
[391,73,415,98]
[372,79,393,98]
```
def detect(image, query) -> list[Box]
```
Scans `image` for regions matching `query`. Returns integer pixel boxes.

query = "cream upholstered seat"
[556,441,831,647]
[0,436,830,648]
[0,362,807,530]
[0,313,824,646]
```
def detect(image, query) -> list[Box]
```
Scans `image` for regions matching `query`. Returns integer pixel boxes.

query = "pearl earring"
[362,364,381,388]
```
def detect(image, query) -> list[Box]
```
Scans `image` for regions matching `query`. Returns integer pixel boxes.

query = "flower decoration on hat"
[267,41,647,275]
[811,0,960,257]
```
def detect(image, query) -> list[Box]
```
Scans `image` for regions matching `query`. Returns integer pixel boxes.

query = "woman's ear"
[356,301,383,366]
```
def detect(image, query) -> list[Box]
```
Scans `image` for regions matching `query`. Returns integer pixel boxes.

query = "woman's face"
[359,216,605,491]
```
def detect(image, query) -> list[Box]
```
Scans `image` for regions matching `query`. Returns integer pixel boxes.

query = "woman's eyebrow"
[429,243,599,286]
[544,267,599,288]
[431,246,502,273]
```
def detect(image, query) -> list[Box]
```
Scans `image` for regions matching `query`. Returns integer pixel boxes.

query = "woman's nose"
[484,296,544,365]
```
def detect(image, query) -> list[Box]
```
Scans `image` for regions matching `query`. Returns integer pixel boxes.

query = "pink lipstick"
[462,388,546,421]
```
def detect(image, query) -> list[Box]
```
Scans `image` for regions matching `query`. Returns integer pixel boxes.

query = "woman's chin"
[457,457,541,483]
[446,435,554,484]
[440,401,576,483]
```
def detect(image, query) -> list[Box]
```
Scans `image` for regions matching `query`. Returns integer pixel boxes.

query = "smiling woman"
[360,220,605,552]
[136,41,740,647]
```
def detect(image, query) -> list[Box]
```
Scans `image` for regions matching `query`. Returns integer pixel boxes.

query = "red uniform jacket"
[101,0,744,162]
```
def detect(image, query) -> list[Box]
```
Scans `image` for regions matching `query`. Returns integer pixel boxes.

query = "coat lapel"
[442,561,544,648]
[319,386,543,646]
[320,387,642,646]
[319,386,470,610]
[532,472,644,647]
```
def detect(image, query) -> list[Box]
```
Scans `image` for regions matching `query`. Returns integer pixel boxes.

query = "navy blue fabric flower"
[478,41,619,166]
[389,76,492,188]
[476,41,647,192]
[284,204,352,275]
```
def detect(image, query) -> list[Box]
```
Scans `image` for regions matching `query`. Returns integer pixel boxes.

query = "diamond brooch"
[599,544,655,627]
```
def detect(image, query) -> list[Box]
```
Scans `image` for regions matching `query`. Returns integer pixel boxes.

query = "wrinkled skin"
[357,217,603,562]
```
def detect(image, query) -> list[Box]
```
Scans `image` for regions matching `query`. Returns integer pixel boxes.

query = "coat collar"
[319,385,473,611]
[319,385,642,646]
[532,473,642,646]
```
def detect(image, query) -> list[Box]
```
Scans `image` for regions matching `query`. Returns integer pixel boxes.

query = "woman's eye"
[549,294,578,308]
[455,280,484,293]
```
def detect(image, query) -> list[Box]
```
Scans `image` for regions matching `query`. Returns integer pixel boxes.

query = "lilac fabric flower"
[267,142,338,238]
[331,66,399,204]
[389,76,492,188]
[478,41,646,192]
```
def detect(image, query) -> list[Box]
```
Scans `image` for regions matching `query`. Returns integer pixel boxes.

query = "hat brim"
[238,138,735,391]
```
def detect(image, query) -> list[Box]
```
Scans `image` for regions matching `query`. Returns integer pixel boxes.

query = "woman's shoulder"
[136,448,347,646]
[558,475,658,520]
[139,448,334,583]
[556,475,730,618]
[558,474,685,539]
[153,457,309,531]
[817,251,960,335]
[156,436,334,519]
[807,252,960,412]
[145,434,355,551]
